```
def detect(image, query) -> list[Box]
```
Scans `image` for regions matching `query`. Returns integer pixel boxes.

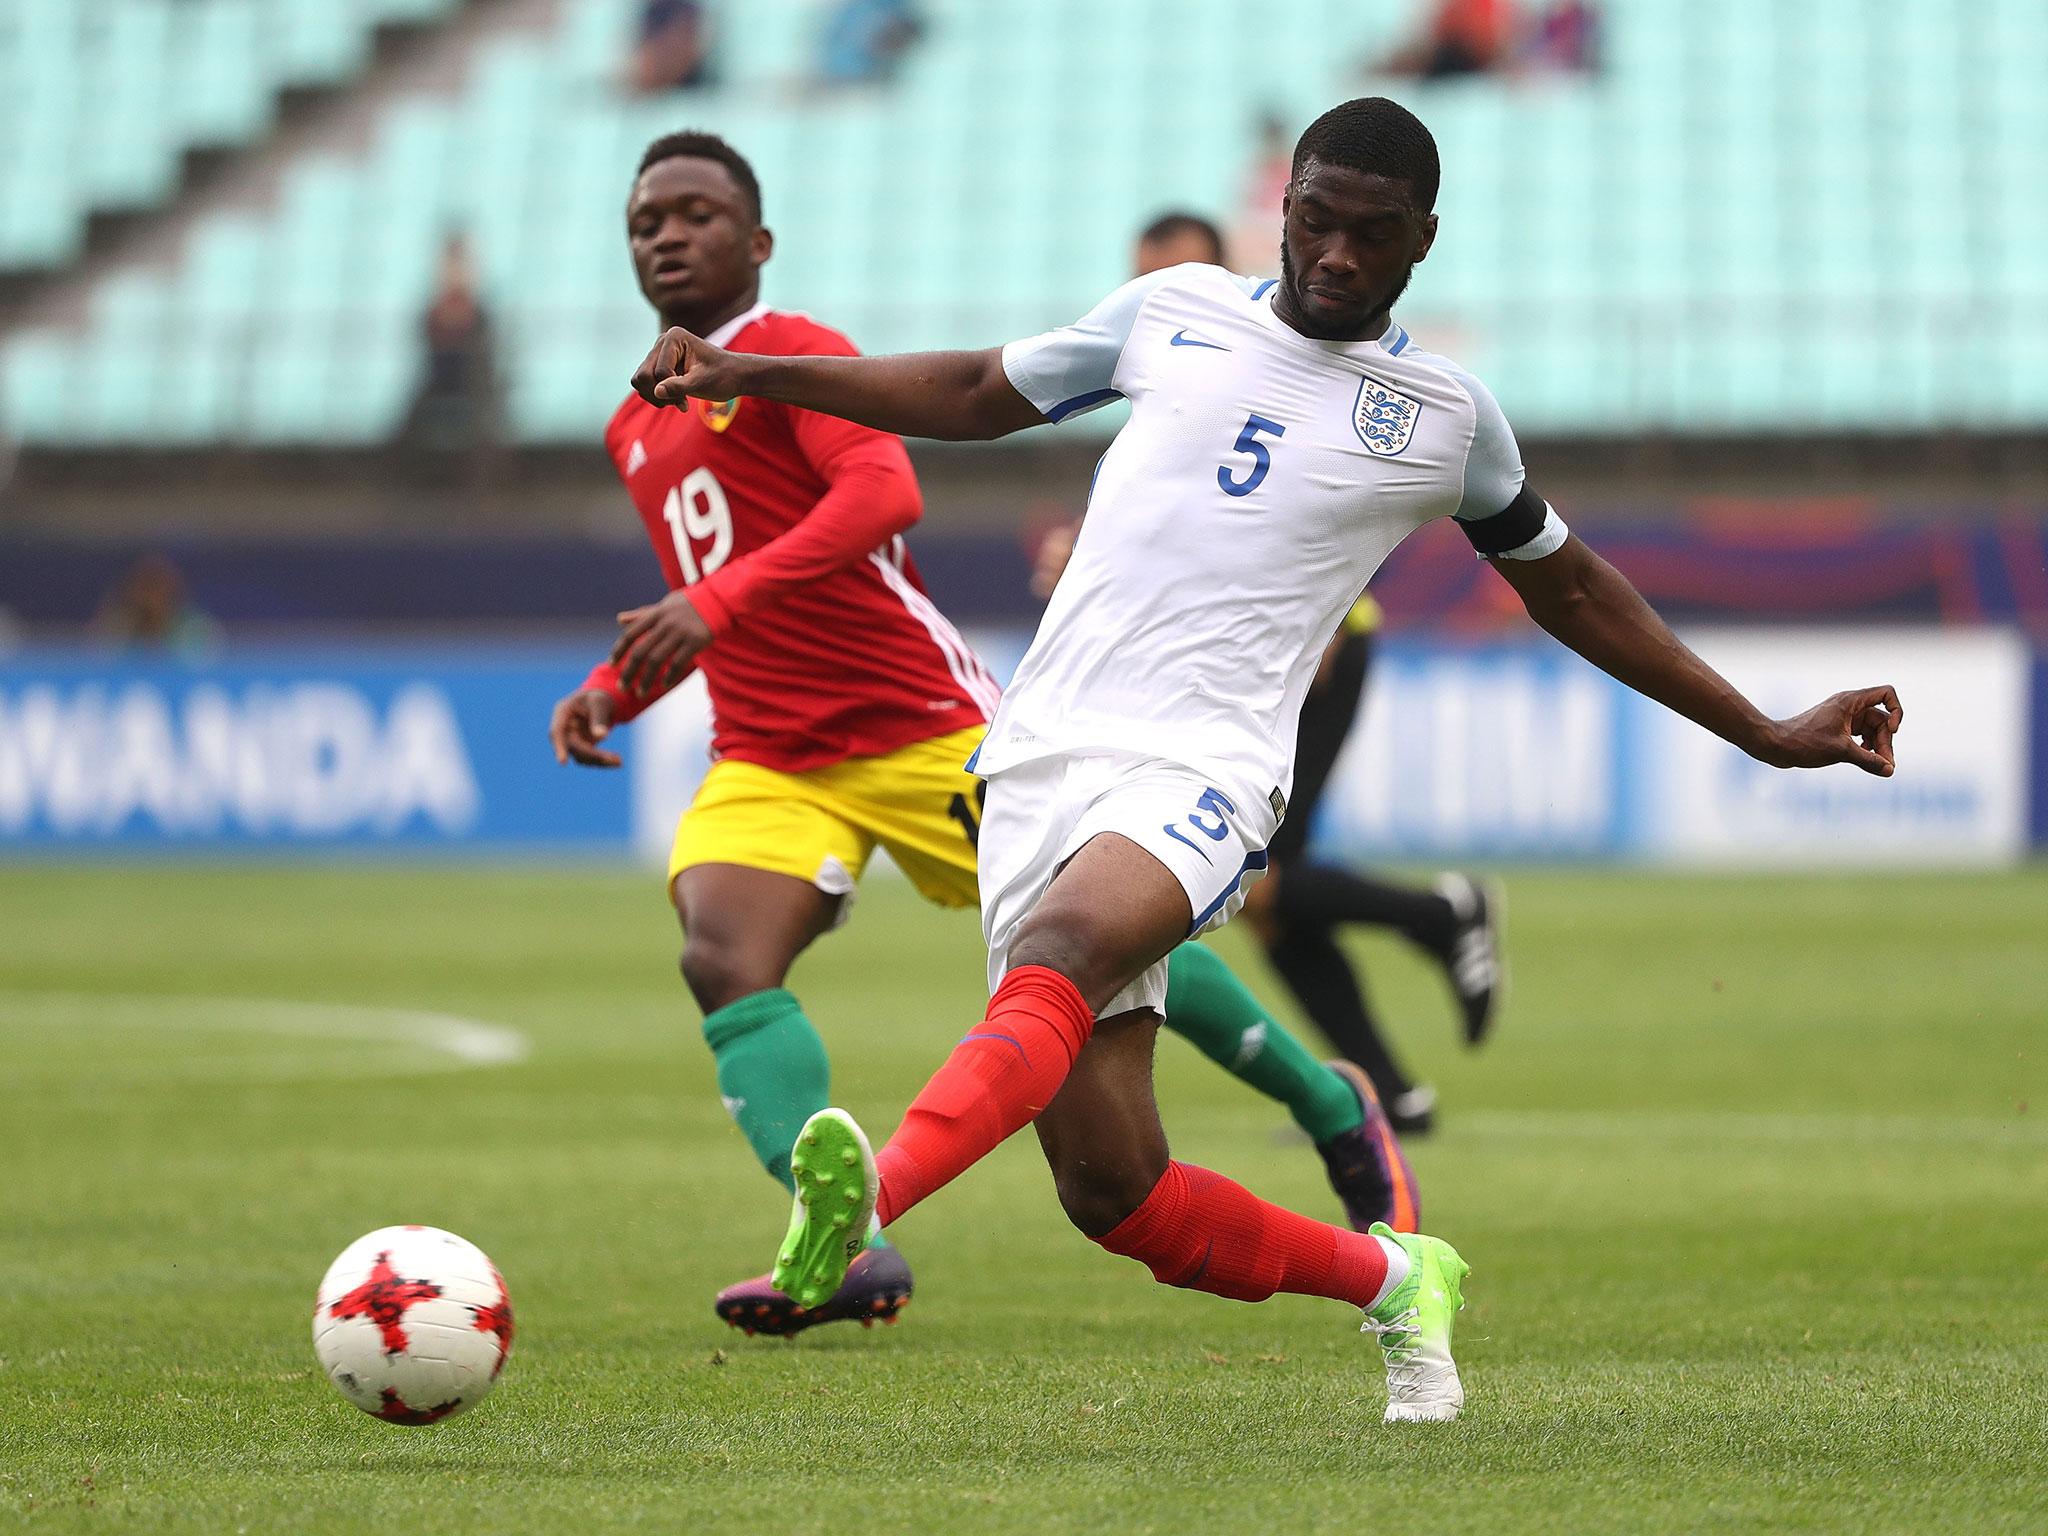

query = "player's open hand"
[550,688,621,769]
[1759,685,1903,776]
[612,588,712,695]
[632,327,747,409]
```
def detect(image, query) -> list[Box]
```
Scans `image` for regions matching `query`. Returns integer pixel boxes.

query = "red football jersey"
[585,305,998,773]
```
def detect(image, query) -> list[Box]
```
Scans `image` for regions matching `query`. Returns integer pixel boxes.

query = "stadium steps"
[5,0,2046,446]
[0,0,542,338]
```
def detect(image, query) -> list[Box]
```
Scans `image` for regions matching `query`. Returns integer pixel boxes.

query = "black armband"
[1457,484,1550,556]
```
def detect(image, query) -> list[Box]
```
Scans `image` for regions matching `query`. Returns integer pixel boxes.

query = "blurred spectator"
[629,0,714,94]
[1228,113,1293,274]
[94,553,220,657]
[400,234,502,464]
[1373,0,1515,79]
[1033,211,1229,598]
[1522,0,1600,74]
[817,0,925,87]
[1133,211,1225,276]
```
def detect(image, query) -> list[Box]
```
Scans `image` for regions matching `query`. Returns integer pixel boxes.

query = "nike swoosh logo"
[962,1030,1029,1064]
[1169,330,1229,351]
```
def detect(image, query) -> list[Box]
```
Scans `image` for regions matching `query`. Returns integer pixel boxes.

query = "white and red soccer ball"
[312,1225,513,1424]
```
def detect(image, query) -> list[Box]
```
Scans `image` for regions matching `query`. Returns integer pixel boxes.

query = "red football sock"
[873,965,1095,1227]
[1095,1160,1391,1307]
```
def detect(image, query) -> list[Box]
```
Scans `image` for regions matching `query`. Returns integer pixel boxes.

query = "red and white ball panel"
[312,1224,513,1424]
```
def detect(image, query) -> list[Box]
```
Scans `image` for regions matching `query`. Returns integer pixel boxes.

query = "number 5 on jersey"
[1218,414,1285,497]
[662,466,733,584]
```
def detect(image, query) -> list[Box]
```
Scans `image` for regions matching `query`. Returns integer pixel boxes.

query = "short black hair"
[637,131,762,222]
[1291,97,1440,212]
[1137,211,1226,263]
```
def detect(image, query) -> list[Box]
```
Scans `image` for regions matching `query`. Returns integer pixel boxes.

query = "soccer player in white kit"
[631,98,1903,1422]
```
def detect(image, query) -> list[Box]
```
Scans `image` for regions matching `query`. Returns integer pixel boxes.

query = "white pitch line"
[0,993,530,1074]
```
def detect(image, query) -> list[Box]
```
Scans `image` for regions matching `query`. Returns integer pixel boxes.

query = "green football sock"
[700,987,889,1253]
[701,988,830,1192]
[1161,941,1364,1144]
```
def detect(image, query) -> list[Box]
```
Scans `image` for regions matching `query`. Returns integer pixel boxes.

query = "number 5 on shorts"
[1163,787,1236,854]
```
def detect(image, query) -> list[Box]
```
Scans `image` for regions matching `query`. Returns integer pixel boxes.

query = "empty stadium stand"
[0,0,461,272]
[2,0,2043,445]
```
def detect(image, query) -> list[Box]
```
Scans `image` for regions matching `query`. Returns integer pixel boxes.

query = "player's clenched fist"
[549,688,621,769]
[632,326,747,408]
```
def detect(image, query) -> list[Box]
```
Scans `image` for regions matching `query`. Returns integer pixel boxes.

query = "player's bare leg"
[677,863,913,1335]
[851,833,1190,1226]
[774,833,1469,1418]
[1008,832,1196,1008]
[673,862,838,1015]
[1032,1008,1171,1237]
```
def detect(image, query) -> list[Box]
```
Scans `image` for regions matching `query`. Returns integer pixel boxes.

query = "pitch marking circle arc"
[0,992,530,1082]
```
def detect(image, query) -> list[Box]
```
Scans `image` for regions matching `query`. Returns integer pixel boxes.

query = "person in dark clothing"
[630,0,714,93]
[1242,594,1502,1134]
[400,234,502,464]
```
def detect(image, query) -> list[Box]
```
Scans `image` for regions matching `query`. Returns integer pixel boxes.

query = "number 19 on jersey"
[662,467,733,584]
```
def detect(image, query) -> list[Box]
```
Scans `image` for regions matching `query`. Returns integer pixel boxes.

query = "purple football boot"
[714,1244,913,1338]
[1316,1060,1422,1233]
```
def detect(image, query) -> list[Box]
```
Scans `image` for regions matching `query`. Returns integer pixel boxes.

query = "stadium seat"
[4,0,2046,443]
[0,0,459,280]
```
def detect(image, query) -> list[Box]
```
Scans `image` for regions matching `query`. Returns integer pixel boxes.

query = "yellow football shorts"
[667,725,986,911]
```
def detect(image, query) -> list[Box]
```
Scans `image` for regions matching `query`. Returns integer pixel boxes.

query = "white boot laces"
[1452,928,1496,994]
[1362,1305,1425,1397]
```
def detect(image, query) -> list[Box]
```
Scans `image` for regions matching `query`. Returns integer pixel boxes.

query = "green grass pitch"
[2,864,2045,1533]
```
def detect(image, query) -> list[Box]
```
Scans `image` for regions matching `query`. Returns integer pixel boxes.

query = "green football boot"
[771,1109,879,1309]
[1362,1221,1470,1423]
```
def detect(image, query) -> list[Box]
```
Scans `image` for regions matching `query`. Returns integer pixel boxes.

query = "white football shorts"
[978,749,1282,1019]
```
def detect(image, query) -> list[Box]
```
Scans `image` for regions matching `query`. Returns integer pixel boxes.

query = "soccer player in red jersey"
[549,132,1417,1337]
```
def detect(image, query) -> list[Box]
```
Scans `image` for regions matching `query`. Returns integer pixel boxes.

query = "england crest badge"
[1353,376,1421,457]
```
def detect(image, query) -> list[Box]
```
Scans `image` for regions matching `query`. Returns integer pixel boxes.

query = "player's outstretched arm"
[1491,534,1903,776]
[632,329,1043,442]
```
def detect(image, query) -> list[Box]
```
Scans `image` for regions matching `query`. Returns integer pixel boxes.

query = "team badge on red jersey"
[694,396,743,432]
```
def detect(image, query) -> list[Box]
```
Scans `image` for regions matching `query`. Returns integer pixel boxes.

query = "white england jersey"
[980,262,1567,799]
